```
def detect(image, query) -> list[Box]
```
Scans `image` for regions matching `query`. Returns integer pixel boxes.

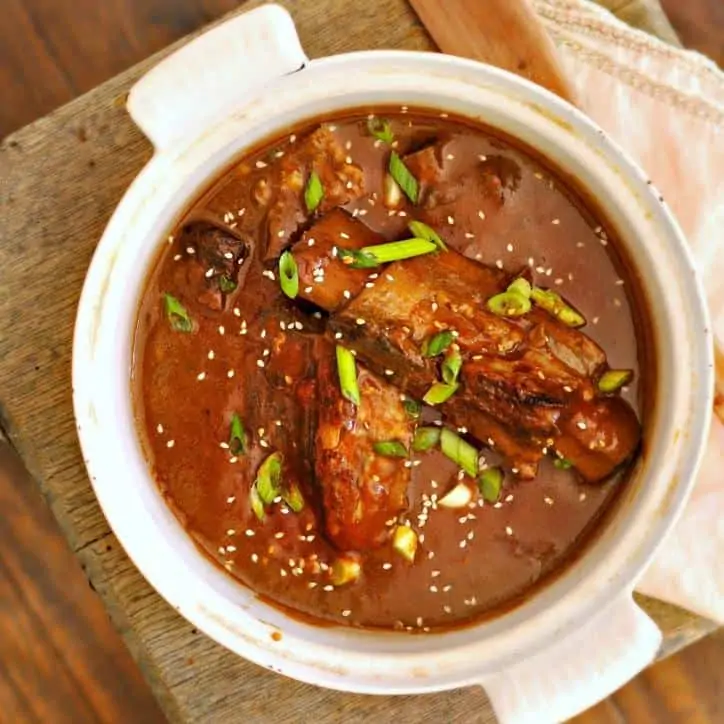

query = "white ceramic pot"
[72,6,714,723]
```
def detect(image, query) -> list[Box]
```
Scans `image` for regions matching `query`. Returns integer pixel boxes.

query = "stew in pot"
[132,108,651,631]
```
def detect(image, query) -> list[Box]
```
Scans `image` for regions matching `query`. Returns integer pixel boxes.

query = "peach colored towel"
[533,0,724,622]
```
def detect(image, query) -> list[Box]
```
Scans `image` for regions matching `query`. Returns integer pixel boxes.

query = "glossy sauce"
[133,109,649,631]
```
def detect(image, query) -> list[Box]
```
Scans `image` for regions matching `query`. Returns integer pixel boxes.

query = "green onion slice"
[530,287,586,328]
[487,290,532,317]
[229,413,247,455]
[478,466,503,502]
[408,220,447,251]
[442,349,462,386]
[338,238,436,268]
[219,275,237,294]
[373,440,408,458]
[440,428,479,477]
[508,277,532,299]
[367,117,394,144]
[163,293,192,333]
[304,170,324,213]
[283,482,305,513]
[255,452,283,504]
[330,556,362,586]
[389,151,419,204]
[249,485,266,522]
[597,369,633,393]
[553,457,573,470]
[412,426,441,452]
[403,398,422,420]
[278,251,299,299]
[336,345,361,405]
[423,382,459,405]
[392,525,418,562]
[422,330,453,357]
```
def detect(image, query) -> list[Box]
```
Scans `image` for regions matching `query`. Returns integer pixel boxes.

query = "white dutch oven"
[73,5,714,722]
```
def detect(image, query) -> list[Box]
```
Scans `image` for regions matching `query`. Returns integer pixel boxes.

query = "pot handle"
[127,4,308,151]
[479,594,662,724]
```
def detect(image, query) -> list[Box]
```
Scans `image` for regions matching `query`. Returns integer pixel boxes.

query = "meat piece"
[265,127,365,259]
[322,247,635,481]
[555,397,641,482]
[292,209,383,312]
[171,220,248,310]
[333,250,603,435]
[316,350,412,551]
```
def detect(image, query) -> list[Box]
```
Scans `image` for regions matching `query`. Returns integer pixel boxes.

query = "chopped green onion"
[336,345,360,405]
[163,293,192,332]
[403,399,422,420]
[438,482,473,508]
[412,426,441,452]
[373,440,408,458]
[508,277,532,299]
[440,428,479,477]
[442,349,462,385]
[228,413,247,455]
[283,482,305,512]
[219,275,237,294]
[478,467,503,502]
[530,287,586,328]
[304,170,324,212]
[389,151,419,204]
[487,290,532,317]
[337,247,380,269]
[249,485,266,521]
[598,369,633,393]
[422,330,454,357]
[279,251,299,299]
[392,525,418,562]
[330,556,361,586]
[363,238,437,264]
[553,457,573,470]
[408,220,447,251]
[423,381,459,405]
[255,452,282,504]
[367,117,394,144]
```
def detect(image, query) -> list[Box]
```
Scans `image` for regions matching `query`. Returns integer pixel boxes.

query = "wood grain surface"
[408,0,577,102]
[0,1,722,722]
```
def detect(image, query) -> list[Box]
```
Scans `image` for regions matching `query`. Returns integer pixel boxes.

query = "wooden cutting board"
[0,1,710,722]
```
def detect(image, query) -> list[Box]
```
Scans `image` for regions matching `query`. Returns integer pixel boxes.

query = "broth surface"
[133,109,648,631]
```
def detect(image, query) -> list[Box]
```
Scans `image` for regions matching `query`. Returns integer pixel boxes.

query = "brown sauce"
[132,108,652,632]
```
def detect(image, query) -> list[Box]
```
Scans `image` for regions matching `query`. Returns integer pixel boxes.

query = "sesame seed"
[262,270,276,280]
[459,540,467,549]
[615,279,625,286]
[197,372,206,381]
[467,531,474,541]
[544,496,554,505]
[274,532,284,539]
[156,423,164,434]
[430,585,438,593]
[356,318,366,326]
[613,298,622,307]
[186,246,195,255]
[173,254,182,261]
[227,370,235,379]
[447,215,455,225]
[495,260,504,269]
[251,553,259,563]
[255,160,267,169]
[323,585,334,592]
[464,232,475,240]
[218,546,226,555]
[505,526,513,536]
[280,569,288,577]
[576,421,587,430]
[443,605,452,614]
[207,350,215,360]
[593,316,600,325]
[229,456,238,464]
[552,219,560,225]
[579,492,587,502]
[257,360,265,368]
[384,369,394,376]
[428,551,435,559]
[446,153,455,161]
[226,529,236,536]
[226,545,236,553]
[166,439,175,448]
[341,610,352,617]
[554,278,564,286]
[205,268,214,278]
[546,268,553,276]
[382,562,392,570]
[478,210,486,220]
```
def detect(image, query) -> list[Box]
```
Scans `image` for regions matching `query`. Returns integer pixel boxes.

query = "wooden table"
[0,1,717,721]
